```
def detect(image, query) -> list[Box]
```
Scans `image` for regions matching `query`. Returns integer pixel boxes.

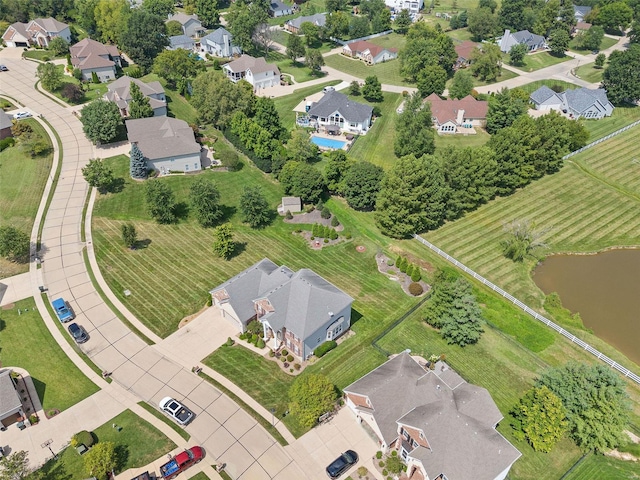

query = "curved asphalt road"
[0,50,310,480]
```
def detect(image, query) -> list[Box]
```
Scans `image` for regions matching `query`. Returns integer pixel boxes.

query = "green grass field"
[512,51,572,72]
[0,118,53,276]
[575,62,604,84]
[137,401,190,441]
[23,50,65,61]
[0,298,99,412]
[48,65,107,106]
[433,130,491,149]
[140,73,198,124]
[581,105,640,140]
[38,409,176,480]
[561,453,640,479]
[347,92,403,169]
[324,54,413,87]
[568,35,618,55]
[368,33,407,51]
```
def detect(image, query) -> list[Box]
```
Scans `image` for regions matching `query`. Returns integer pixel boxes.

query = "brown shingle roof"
[455,40,479,60]
[426,93,488,124]
[2,22,28,41]
[225,54,280,75]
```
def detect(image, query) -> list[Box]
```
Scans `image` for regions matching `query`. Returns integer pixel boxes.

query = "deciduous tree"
[288,163,325,203]
[349,15,370,38]
[254,96,287,141]
[36,62,62,91]
[324,150,355,193]
[416,65,447,97]
[252,22,274,55]
[595,52,606,68]
[119,9,169,72]
[485,87,528,134]
[95,0,130,44]
[305,48,325,71]
[0,450,30,480]
[212,223,235,259]
[508,43,527,66]
[121,223,137,248]
[82,158,115,193]
[153,49,204,89]
[324,11,350,39]
[165,20,183,36]
[470,43,502,81]
[240,186,271,228]
[574,25,604,51]
[467,7,499,42]
[227,0,268,51]
[399,23,457,80]
[191,70,255,127]
[448,69,474,99]
[343,161,383,210]
[325,0,346,12]
[196,0,219,28]
[394,9,412,34]
[602,44,640,104]
[0,226,30,262]
[145,179,176,224]
[286,129,320,163]
[593,1,633,33]
[80,100,122,145]
[548,28,570,56]
[394,92,435,158]
[83,442,117,479]
[500,219,548,261]
[349,80,361,96]
[300,21,321,46]
[61,83,84,103]
[190,177,223,227]
[362,75,383,102]
[288,374,337,428]
[286,33,305,62]
[142,0,174,17]
[47,36,69,56]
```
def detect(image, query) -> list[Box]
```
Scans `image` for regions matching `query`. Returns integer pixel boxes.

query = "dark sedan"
[326,450,358,479]
[67,322,89,344]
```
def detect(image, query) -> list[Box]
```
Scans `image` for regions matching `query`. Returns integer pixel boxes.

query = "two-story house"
[344,352,521,480]
[199,27,241,57]
[210,258,354,360]
[69,38,121,82]
[166,12,205,38]
[223,54,281,90]
[306,90,373,134]
[104,76,167,117]
[3,17,71,48]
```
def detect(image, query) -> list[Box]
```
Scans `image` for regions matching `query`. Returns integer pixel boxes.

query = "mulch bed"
[284,210,344,231]
[296,231,345,250]
[376,253,430,297]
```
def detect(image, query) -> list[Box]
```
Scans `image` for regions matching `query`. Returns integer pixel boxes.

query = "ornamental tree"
[83,442,117,479]
[36,62,62,91]
[212,223,235,259]
[80,100,122,145]
[129,143,148,179]
[82,158,115,193]
[0,450,30,480]
[121,223,137,248]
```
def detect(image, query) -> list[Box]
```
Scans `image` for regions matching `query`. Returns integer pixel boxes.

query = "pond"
[533,249,640,366]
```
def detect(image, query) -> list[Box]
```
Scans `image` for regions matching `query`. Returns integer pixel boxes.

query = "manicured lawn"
[561,453,640,479]
[347,92,403,170]
[0,298,99,412]
[324,54,414,87]
[37,409,176,480]
[512,51,571,72]
[575,62,604,84]
[23,49,64,61]
[47,65,108,106]
[469,67,519,87]
[0,118,53,277]
[188,473,210,480]
[446,27,473,42]
[140,73,198,124]
[273,80,341,128]
[368,32,407,51]
[516,79,577,94]
[568,35,617,54]
[267,51,327,83]
[433,129,491,149]
[581,104,640,140]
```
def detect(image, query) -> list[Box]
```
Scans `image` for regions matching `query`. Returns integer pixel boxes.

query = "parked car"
[52,297,75,322]
[159,397,194,425]
[0,65,8,71]
[12,111,32,119]
[67,323,89,344]
[326,450,358,479]
[159,447,203,479]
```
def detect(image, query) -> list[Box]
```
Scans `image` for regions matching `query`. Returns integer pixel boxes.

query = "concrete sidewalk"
[0,272,35,306]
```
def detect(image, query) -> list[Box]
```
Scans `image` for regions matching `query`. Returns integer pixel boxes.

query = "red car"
[160,447,204,479]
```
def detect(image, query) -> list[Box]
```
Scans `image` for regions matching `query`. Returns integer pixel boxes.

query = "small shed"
[0,369,24,428]
[279,196,302,215]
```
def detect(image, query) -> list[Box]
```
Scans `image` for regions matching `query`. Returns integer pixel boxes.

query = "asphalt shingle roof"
[287,13,327,29]
[169,35,194,48]
[126,117,200,160]
[201,27,232,45]
[0,111,13,130]
[511,29,545,48]
[307,91,373,124]
[529,85,560,104]
[0,369,21,418]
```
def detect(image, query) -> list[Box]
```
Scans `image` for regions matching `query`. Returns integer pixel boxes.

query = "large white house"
[126,117,202,175]
[199,28,241,57]
[223,54,280,90]
[385,0,423,15]
[530,85,614,119]
[2,17,70,47]
[306,90,373,135]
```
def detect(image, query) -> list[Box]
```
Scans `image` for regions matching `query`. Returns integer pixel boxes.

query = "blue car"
[52,298,74,322]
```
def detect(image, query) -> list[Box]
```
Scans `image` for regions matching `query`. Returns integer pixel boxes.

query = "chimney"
[456,108,465,126]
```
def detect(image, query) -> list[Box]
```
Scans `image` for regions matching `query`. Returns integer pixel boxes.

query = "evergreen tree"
[121,223,137,248]
[394,92,435,158]
[129,143,148,179]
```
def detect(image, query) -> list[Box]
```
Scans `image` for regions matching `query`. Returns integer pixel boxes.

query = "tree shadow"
[251,209,277,229]
[108,177,125,194]
[38,456,73,480]
[173,202,190,220]
[133,238,152,250]
[229,241,246,260]
[115,444,129,473]
[220,204,237,223]
[350,308,364,327]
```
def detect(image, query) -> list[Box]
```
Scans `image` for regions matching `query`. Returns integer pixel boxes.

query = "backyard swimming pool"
[311,136,347,149]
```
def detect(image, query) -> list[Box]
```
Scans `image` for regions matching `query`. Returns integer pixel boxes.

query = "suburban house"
[168,34,196,51]
[2,18,71,48]
[278,196,302,215]
[126,117,202,174]
[199,27,241,57]
[574,5,592,22]
[384,0,423,15]
[529,85,614,119]
[344,352,521,480]
[0,369,26,428]
[69,38,121,82]
[498,29,547,53]
[285,13,327,34]
[306,90,373,134]
[573,21,592,34]
[269,0,293,17]
[342,40,398,65]
[223,54,281,90]
[426,93,489,134]
[210,258,354,360]
[166,12,205,38]
[0,111,13,140]
[104,76,167,117]
[454,40,479,68]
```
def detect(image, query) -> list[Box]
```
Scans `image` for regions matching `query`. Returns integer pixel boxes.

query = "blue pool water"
[311,136,347,149]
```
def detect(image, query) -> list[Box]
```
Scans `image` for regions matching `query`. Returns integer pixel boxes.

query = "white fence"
[412,234,640,385]
[563,119,640,159]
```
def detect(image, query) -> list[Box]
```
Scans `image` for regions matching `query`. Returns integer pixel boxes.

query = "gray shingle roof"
[269,0,290,12]
[126,117,200,160]
[344,353,521,479]
[167,12,201,26]
[169,35,194,48]
[563,87,611,113]
[307,91,373,124]
[512,29,545,48]
[32,17,68,33]
[201,27,232,45]
[0,111,13,130]
[0,369,21,418]
[287,13,327,29]
[529,85,560,104]
[573,5,592,18]
[225,54,280,75]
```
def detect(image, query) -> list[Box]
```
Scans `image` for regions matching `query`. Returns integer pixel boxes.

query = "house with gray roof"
[306,90,373,134]
[166,12,205,38]
[285,13,327,34]
[498,29,547,53]
[210,258,353,360]
[168,34,195,51]
[223,54,280,90]
[573,5,592,22]
[530,85,614,119]
[269,0,293,17]
[344,353,521,480]
[0,111,13,140]
[126,117,202,174]
[0,369,25,428]
[105,76,167,117]
[199,27,241,57]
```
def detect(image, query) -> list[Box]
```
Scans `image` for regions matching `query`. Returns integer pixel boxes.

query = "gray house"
[199,27,241,57]
[269,0,293,17]
[344,353,521,480]
[530,85,614,119]
[105,76,167,117]
[126,117,202,174]
[498,29,547,53]
[210,258,353,360]
[0,369,25,428]
[574,5,592,22]
[166,12,205,38]
[307,90,373,134]
[168,34,195,51]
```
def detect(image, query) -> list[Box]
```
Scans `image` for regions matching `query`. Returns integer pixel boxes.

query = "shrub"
[225,337,234,347]
[280,355,287,362]
[217,150,242,171]
[376,451,383,459]
[239,332,247,340]
[408,282,423,296]
[268,350,275,357]
[411,268,421,282]
[324,238,329,243]
[378,461,385,467]
[91,71,99,83]
[72,67,83,80]
[287,354,294,362]
[128,66,143,78]
[0,137,15,151]
[386,258,394,266]
[294,363,301,370]
[310,236,315,240]
[246,320,263,335]
[331,216,339,227]
[206,296,213,307]
[382,469,388,476]
[321,206,331,219]
[391,450,397,457]
[399,257,408,273]
[256,338,265,348]
[285,210,293,219]
[282,349,288,356]
[42,55,50,62]
[395,256,401,267]
[29,414,39,424]
[329,229,338,240]
[250,334,258,343]
[314,340,337,357]
[357,466,368,477]
[72,430,94,448]
[345,233,352,239]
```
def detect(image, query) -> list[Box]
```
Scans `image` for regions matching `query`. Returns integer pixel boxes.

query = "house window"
[412,439,419,448]
[294,345,299,354]
[401,428,410,441]
[185,164,189,171]
[194,163,198,169]
[400,447,409,460]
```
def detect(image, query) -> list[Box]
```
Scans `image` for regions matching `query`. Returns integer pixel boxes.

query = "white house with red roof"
[2,17,70,48]
[343,40,398,65]
[426,93,488,134]
[70,38,121,82]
